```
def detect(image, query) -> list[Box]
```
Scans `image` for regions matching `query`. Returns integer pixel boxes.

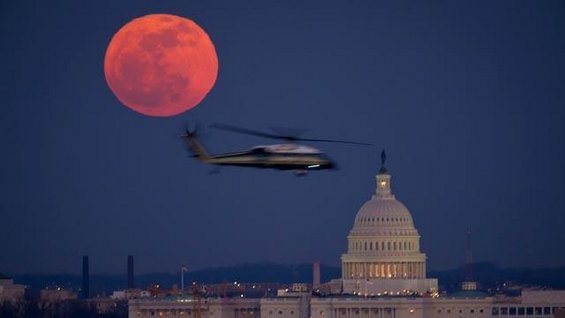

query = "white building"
[39,287,78,303]
[128,157,565,318]
[336,154,437,296]
[0,276,25,303]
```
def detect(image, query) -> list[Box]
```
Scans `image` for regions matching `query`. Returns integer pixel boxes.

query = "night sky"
[1,1,564,275]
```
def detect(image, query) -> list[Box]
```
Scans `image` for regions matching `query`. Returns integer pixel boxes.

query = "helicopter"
[182,123,372,175]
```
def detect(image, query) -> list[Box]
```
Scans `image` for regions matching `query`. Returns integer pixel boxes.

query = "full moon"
[104,14,218,117]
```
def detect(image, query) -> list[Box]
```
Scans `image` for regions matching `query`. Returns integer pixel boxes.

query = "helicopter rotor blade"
[209,123,286,140]
[209,122,373,146]
[293,137,373,146]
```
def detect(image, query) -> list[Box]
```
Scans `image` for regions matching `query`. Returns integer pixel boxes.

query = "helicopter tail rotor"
[181,121,211,161]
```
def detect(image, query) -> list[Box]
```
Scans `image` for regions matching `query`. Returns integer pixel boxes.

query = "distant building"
[112,289,150,300]
[129,298,261,318]
[39,288,78,304]
[128,157,565,318]
[0,275,25,303]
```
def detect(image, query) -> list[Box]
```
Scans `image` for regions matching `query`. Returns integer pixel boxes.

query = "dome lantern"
[375,150,393,199]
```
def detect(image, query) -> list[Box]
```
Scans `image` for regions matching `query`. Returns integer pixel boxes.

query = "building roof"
[348,165,419,238]
[0,273,12,280]
[448,290,490,298]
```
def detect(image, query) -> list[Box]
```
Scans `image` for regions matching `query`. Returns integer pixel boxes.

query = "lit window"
[544,307,550,315]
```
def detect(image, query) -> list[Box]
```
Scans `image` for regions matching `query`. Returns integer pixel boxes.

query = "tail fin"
[181,127,211,161]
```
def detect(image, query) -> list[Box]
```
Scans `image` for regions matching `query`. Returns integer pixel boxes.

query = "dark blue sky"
[1,0,564,274]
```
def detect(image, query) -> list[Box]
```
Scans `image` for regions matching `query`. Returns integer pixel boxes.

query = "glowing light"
[308,164,320,169]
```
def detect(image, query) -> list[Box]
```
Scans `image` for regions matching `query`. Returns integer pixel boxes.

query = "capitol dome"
[351,199,417,236]
[341,151,428,281]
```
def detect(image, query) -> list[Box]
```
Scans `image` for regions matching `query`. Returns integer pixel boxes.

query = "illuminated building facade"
[337,152,437,295]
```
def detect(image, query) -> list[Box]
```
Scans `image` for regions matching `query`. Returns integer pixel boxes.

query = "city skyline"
[1,0,565,274]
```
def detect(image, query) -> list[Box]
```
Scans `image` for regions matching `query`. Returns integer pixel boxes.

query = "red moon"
[104,14,218,117]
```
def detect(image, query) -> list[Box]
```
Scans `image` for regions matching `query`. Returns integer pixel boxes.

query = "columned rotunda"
[339,151,437,295]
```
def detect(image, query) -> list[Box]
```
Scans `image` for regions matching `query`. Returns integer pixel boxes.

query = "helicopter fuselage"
[184,133,336,172]
[207,145,336,170]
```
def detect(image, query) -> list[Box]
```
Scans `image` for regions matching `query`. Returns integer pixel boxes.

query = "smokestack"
[313,262,321,290]
[461,226,478,291]
[82,256,90,299]
[465,226,473,281]
[128,255,135,289]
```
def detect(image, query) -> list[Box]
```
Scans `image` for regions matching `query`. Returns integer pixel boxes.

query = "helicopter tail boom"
[182,128,212,162]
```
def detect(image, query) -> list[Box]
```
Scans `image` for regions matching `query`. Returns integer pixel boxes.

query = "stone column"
[421,262,424,278]
[422,262,426,279]
[419,262,423,278]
